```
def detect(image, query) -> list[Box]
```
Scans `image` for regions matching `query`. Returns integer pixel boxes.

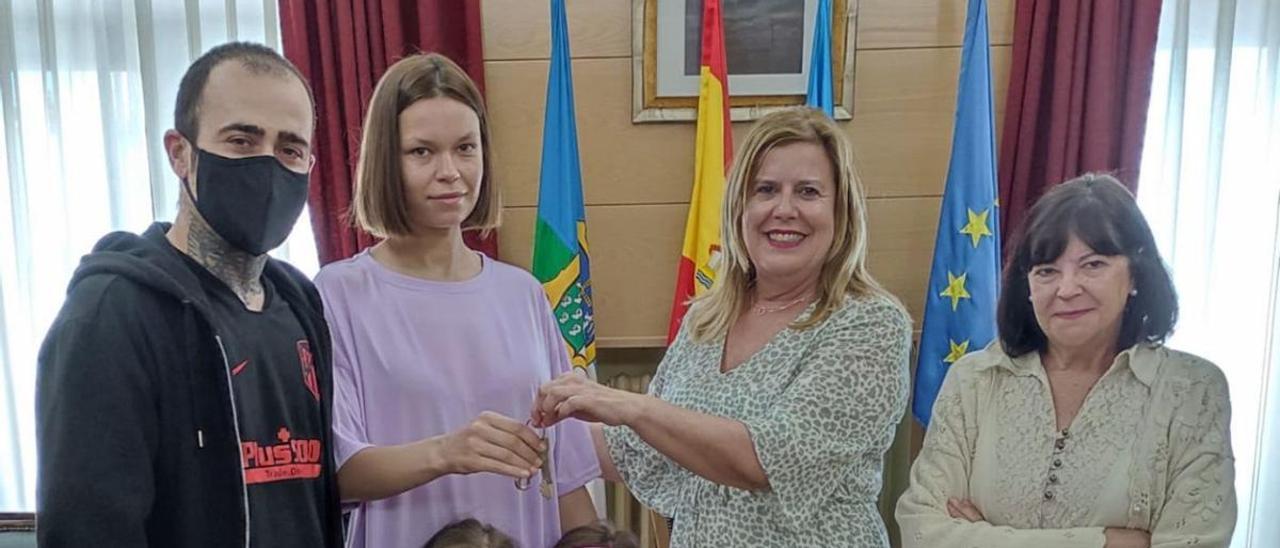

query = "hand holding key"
[532,370,642,428]
[438,411,544,480]
[514,420,556,499]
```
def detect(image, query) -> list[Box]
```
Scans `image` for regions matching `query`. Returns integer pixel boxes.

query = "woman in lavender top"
[314,53,599,548]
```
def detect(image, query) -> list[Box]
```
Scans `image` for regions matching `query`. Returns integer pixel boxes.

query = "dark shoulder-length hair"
[997,173,1177,357]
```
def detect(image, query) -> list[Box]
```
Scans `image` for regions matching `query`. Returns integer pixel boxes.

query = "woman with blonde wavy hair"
[533,107,913,547]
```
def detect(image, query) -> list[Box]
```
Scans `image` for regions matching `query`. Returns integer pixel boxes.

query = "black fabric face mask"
[183,147,309,255]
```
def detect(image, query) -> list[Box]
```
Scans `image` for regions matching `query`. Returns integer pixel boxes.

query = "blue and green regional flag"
[532,0,596,371]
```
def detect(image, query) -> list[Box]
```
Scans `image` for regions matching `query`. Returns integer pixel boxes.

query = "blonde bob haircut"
[352,53,501,238]
[684,107,894,343]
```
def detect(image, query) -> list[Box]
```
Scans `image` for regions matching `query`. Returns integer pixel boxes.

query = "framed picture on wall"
[632,0,856,123]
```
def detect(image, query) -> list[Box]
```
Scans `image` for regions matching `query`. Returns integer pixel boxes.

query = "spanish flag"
[667,0,732,342]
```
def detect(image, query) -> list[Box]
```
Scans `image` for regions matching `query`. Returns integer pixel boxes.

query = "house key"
[514,420,555,499]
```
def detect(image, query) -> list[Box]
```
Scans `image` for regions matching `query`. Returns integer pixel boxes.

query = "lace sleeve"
[1150,365,1236,547]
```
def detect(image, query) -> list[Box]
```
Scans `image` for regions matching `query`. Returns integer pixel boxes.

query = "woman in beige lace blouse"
[532,108,913,547]
[897,174,1236,548]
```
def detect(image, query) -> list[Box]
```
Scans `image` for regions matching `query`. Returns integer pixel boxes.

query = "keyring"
[514,419,555,499]
[514,420,546,491]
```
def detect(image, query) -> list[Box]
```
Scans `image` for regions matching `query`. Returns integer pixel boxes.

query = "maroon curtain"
[278,0,497,265]
[997,0,1162,244]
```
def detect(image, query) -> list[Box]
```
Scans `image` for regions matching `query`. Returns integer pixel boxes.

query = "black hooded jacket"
[35,222,342,547]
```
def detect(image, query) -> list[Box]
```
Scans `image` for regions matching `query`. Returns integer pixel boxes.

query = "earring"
[1129,288,1138,297]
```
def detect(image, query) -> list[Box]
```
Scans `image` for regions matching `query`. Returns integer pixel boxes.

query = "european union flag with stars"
[913,0,1001,427]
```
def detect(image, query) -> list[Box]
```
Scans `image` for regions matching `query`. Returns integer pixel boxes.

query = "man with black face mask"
[35,42,341,548]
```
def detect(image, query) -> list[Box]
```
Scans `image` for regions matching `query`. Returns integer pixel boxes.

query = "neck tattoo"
[186,214,267,307]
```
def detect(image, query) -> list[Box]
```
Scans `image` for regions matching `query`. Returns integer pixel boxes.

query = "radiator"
[603,373,668,548]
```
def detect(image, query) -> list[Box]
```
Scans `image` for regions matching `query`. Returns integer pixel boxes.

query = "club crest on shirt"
[297,340,319,401]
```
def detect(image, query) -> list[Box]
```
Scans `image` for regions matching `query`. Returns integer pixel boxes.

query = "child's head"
[554,520,639,548]
[423,518,515,548]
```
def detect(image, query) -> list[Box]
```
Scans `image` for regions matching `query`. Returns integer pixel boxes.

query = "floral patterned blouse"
[897,343,1236,548]
[604,293,913,547]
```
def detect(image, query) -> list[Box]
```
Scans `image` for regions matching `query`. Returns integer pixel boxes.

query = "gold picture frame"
[632,0,857,123]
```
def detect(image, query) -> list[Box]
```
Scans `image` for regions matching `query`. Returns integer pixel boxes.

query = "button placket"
[1043,429,1069,503]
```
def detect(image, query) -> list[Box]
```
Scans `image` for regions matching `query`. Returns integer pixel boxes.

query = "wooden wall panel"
[866,197,941,326]
[485,58,699,208]
[857,0,1016,49]
[488,46,1010,207]
[499,204,686,347]
[481,0,1015,342]
[482,0,631,61]
[851,46,1011,198]
[498,196,938,343]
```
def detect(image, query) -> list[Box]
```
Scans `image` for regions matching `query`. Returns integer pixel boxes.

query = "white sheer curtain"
[0,0,319,511]
[1137,0,1280,545]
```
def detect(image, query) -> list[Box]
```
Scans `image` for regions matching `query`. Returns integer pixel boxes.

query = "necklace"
[751,295,809,315]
